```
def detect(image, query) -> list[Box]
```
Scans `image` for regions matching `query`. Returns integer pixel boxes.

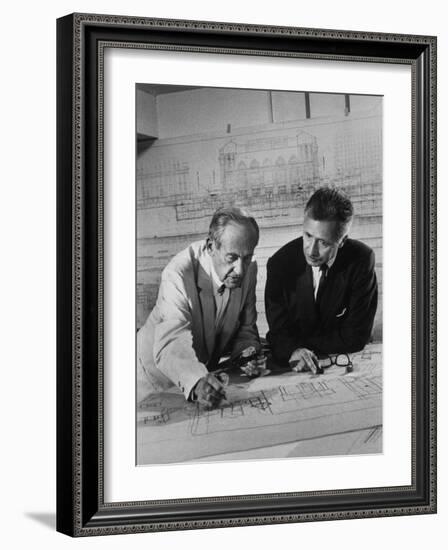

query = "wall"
[157,87,272,137]
[2,2,446,550]
[136,88,158,137]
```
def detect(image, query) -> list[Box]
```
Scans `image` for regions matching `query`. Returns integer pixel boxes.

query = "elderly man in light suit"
[137,207,262,408]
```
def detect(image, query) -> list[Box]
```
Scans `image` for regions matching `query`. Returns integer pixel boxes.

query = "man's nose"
[233,258,243,276]
[310,239,319,256]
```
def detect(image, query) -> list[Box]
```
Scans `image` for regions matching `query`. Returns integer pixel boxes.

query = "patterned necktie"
[217,284,226,296]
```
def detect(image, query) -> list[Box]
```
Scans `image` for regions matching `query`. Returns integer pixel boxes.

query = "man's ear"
[338,234,348,248]
[206,237,214,253]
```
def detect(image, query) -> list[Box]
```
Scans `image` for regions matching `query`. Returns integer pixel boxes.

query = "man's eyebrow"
[305,232,329,242]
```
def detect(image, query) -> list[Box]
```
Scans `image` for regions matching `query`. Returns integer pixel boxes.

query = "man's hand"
[192,374,227,409]
[289,348,319,373]
[239,346,267,378]
[240,355,267,378]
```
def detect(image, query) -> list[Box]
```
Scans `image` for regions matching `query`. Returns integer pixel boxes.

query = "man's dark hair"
[305,187,354,238]
[208,207,260,248]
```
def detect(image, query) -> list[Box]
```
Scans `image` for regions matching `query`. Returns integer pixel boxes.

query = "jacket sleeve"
[306,249,378,354]
[152,266,208,399]
[265,257,300,363]
[229,262,261,357]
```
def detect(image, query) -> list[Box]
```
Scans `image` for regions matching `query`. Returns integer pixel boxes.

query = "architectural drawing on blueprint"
[137,345,382,464]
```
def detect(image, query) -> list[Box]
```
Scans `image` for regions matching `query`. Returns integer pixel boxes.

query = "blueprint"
[137,344,382,464]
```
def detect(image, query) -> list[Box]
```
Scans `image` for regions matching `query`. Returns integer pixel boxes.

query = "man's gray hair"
[208,207,260,248]
[305,187,354,239]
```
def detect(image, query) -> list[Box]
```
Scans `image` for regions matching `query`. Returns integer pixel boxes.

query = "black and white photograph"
[135,85,383,465]
[1,0,443,545]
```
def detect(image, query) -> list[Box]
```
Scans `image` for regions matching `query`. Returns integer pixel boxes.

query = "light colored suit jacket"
[137,241,260,402]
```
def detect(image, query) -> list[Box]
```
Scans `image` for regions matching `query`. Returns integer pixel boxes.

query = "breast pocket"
[335,307,347,318]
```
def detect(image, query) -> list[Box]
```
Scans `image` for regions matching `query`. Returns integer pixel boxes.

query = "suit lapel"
[318,252,346,323]
[295,263,318,326]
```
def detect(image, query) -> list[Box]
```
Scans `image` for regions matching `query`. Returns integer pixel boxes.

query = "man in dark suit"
[265,187,378,373]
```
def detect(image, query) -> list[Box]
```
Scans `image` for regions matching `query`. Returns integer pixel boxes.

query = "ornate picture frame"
[56,13,436,536]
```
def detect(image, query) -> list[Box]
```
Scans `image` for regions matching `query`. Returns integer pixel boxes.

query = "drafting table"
[137,343,382,465]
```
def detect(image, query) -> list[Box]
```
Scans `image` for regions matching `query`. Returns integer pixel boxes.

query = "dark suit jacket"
[265,237,378,364]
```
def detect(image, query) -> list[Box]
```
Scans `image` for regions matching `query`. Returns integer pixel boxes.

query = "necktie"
[209,285,229,370]
[215,285,230,334]
[316,263,328,302]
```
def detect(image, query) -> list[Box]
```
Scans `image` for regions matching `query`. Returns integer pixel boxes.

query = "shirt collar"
[206,252,224,290]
